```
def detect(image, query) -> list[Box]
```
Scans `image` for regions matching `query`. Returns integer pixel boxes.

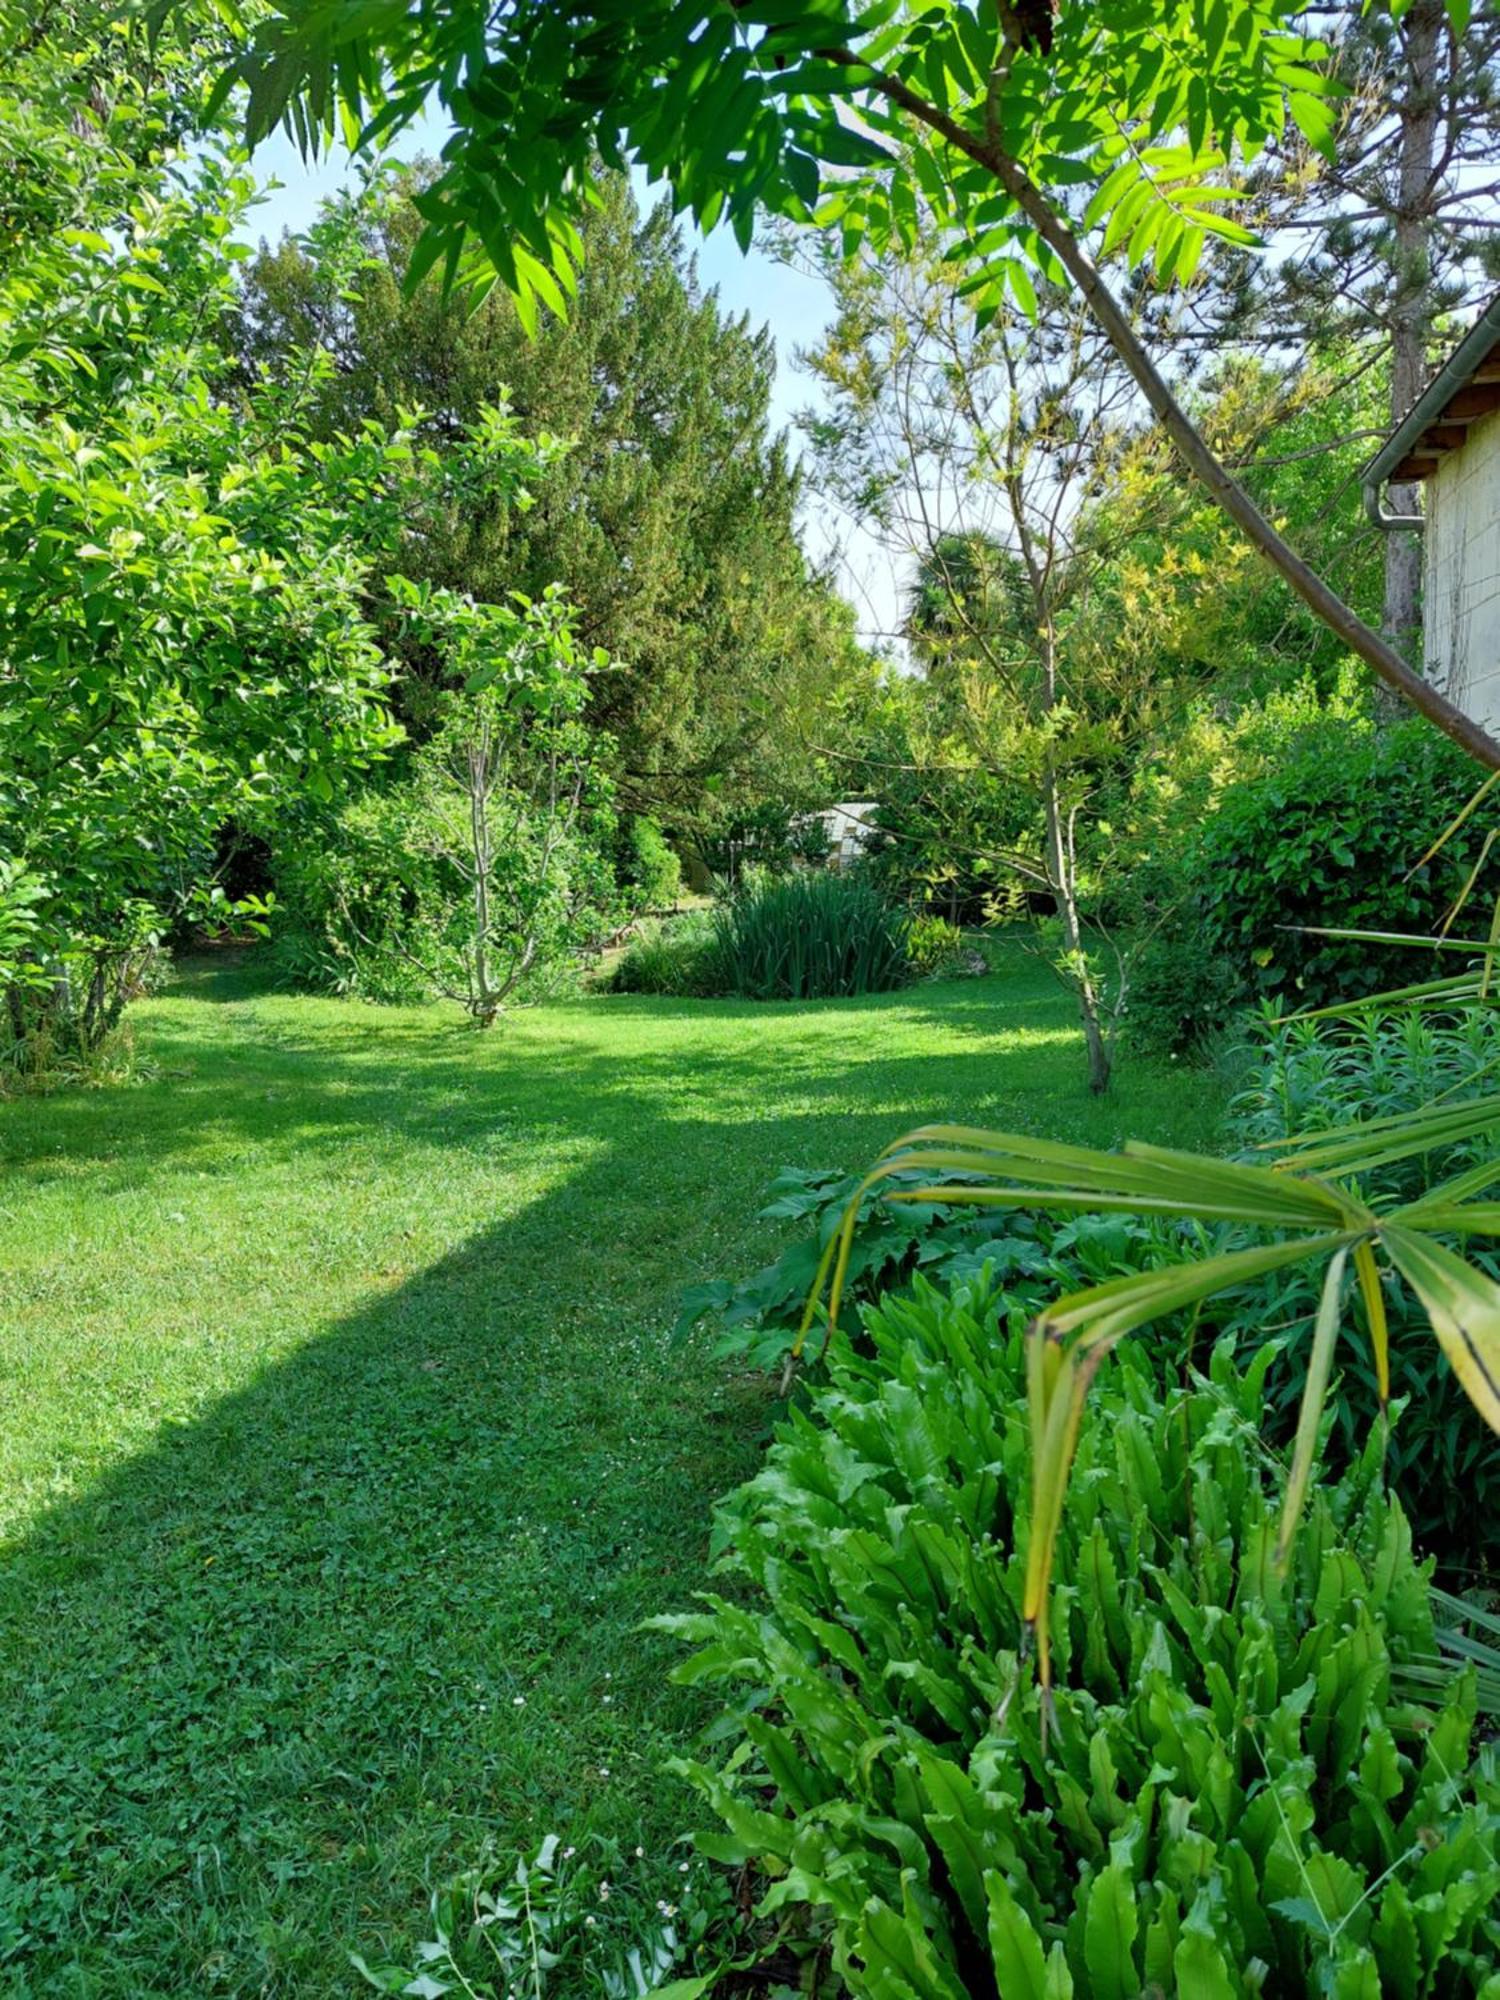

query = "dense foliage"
[607,911,721,1000]
[0,79,403,1057]
[1191,715,1500,1012]
[674,1165,1159,1371]
[202,0,1500,781]
[216,1,1343,332]
[619,817,682,915]
[1229,1006,1500,1564]
[0,6,600,1058]
[234,171,862,833]
[611,873,915,1003]
[707,873,913,1002]
[272,587,618,1015]
[688,993,1500,1579]
[660,1277,1500,1998]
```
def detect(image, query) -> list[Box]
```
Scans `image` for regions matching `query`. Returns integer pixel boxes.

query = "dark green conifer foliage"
[234,172,860,825]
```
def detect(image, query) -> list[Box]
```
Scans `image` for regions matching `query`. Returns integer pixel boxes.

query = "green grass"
[0,948,1220,1996]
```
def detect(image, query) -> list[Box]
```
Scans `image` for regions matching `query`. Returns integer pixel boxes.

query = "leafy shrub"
[677,1164,1168,1370]
[708,871,912,1001]
[272,774,616,1008]
[270,788,454,1001]
[620,815,682,913]
[658,1276,1500,1999]
[0,901,166,1065]
[1123,924,1242,1056]
[1193,714,1500,1013]
[693,800,811,883]
[907,912,967,976]
[1225,1004,1500,1565]
[609,911,721,998]
[790,812,836,868]
[1122,711,1500,1054]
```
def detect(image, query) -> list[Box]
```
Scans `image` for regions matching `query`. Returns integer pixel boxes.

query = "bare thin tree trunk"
[1383,0,1442,663]
[1035,628,1111,1094]
[1043,776,1111,1093]
[469,726,498,1027]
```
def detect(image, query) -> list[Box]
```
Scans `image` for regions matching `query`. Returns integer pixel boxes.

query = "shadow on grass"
[0,1127,783,1995]
[1,965,1143,1205]
[0,967,1100,1996]
[0,948,1223,1994]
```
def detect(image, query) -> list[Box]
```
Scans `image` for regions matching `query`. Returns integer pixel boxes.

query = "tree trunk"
[468,735,497,1027]
[1383,0,1442,663]
[1033,628,1111,1094]
[1044,769,1111,1095]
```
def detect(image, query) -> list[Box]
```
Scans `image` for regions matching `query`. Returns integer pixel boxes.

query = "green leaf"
[985,1874,1050,2000]
[1082,1863,1139,2000]
[1172,1900,1236,1997]
[1381,1226,1500,1433]
[1276,1246,1348,1563]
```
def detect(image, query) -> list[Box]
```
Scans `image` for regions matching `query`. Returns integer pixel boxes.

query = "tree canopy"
[234,171,861,826]
[206,0,1500,768]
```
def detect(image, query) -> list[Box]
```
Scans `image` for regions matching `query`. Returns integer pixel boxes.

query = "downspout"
[1363,479,1424,533]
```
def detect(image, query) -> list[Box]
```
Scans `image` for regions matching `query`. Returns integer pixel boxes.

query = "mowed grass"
[0,950,1221,1996]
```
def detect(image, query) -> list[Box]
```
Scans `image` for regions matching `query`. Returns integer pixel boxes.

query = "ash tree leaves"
[208,0,1338,330]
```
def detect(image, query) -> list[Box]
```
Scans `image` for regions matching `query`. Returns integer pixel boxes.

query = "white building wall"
[1425,404,1500,731]
[814,802,878,870]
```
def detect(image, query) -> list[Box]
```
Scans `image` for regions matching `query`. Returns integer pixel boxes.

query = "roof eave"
[1364,292,1500,529]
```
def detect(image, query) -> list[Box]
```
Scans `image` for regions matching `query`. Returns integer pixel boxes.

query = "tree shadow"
[0,968,1077,1995]
[1,978,1069,1195]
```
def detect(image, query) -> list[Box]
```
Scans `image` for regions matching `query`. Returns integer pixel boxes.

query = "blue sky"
[241,128,900,644]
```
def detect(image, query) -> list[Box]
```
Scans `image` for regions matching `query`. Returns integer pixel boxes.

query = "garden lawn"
[0,950,1219,1997]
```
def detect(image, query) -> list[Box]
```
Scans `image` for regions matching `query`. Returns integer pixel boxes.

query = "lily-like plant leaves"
[1259,1091,1500,1175]
[1276,1247,1348,1564]
[803,1099,1500,1696]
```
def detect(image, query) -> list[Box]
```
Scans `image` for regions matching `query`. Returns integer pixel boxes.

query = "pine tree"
[234,171,859,828]
[1239,2,1500,657]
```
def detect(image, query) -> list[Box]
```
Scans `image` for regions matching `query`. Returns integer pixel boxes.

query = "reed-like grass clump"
[707,872,912,1000]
